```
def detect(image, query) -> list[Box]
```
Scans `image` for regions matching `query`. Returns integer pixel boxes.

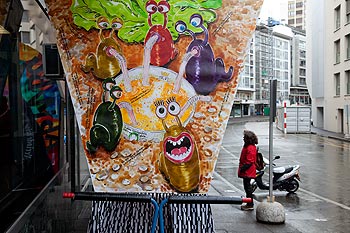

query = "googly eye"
[175,21,187,33]
[146,0,158,14]
[190,14,203,27]
[111,89,122,99]
[103,78,115,91]
[156,105,167,119]
[158,1,170,13]
[105,82,114,91]
[98,21,109,29]
[114,90,122,99]
[167,101,180,116]
[111,22,122,30]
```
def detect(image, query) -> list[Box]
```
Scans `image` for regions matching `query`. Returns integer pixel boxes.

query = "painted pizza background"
[45,0,264,193]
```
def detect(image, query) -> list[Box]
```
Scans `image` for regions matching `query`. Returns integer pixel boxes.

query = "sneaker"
[241,204,254,211]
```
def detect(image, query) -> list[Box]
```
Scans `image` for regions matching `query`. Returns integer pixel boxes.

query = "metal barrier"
[63,191,252,233]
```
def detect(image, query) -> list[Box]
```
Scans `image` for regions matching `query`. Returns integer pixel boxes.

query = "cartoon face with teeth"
[154,97,200,192]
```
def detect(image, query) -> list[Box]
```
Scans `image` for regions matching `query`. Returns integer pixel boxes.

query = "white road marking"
[221,146,239,160]
[299,188,350,210]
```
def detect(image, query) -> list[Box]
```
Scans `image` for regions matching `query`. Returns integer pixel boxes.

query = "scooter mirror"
[274,155,281,160]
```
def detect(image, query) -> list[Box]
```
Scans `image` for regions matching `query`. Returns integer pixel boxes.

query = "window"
[275,70,281,79]
[335,5,341,29]
[22,10,29,22]
[335,40,340,63]
[335,73,340,96]
[346,70,350,95]
[276,50,281,59]
[300,60,306,67]
[244,77,249,87]
[244,65,249,75]
[296,18,303,24]
[346,34,350,60]
[299,68,306,76]
[276,60,281,69]
[21,32,30,44]
[296,10,303,15]
[347,0,350,23]
[296,2,303,8]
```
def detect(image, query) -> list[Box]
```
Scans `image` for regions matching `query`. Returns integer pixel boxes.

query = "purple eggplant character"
[175,14,233,95]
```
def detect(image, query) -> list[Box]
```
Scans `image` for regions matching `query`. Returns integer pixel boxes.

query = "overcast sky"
[259,0,288,22]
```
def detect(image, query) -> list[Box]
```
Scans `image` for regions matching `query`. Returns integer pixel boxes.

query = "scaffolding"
[254,24,274,114]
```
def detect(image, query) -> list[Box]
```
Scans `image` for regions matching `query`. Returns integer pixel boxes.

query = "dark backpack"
[256,151,265,171]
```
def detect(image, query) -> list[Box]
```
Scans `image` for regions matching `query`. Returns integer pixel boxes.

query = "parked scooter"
[251,155,301,193]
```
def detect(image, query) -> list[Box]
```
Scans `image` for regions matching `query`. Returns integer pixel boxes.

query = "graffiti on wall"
[19,43,61,173]
[45,0,264,193]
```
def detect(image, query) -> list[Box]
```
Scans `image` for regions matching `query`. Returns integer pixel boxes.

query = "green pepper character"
[86,82,123,153]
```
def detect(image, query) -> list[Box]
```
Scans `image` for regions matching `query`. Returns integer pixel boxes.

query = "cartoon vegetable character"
[155,97,200,192]
[71,0,222,43]
[81,17,123,79]
[175,14,234,95]
[86,81,123,153]
[144,0,177,66]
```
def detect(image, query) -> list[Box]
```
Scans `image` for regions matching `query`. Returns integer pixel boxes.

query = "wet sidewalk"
[209,172,301,233]
[310,125,350,142]
[209,115,350,233]
[228,115,350,142]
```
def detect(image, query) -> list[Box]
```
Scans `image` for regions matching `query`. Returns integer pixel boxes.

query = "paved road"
[210,118,350,233]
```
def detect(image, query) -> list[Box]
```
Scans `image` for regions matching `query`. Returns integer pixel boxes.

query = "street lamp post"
[256,23,285,224]
[268,79,277,202]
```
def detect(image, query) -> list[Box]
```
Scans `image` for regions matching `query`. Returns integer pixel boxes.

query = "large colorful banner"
[19,43,61,174]
[45,0,263,193]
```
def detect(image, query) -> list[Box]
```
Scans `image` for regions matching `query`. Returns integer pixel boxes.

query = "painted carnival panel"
[45,0,264,193]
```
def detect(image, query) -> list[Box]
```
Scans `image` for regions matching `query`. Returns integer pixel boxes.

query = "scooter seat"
[273,166,293,174]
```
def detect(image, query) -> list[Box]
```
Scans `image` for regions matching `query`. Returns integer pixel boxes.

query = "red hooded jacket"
[238,144,257,179]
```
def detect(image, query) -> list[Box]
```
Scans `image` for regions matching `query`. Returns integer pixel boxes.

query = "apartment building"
[235,23,307,117]
[288,0,307,30]
[233,38,256,117]
[290,28,311,105]
[307,0,350,135]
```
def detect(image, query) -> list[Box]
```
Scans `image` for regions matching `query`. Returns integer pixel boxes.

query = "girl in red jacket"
[238,130,258,211]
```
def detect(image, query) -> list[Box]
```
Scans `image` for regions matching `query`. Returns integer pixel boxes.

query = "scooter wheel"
[286,178,299,193]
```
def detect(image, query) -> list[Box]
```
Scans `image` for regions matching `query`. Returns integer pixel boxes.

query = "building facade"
[290,28,311,105]
[288,0,307,30]
[307,0,350,135]
[235,23,309,117]
[233,38,256,117]
[19,0,56,53]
